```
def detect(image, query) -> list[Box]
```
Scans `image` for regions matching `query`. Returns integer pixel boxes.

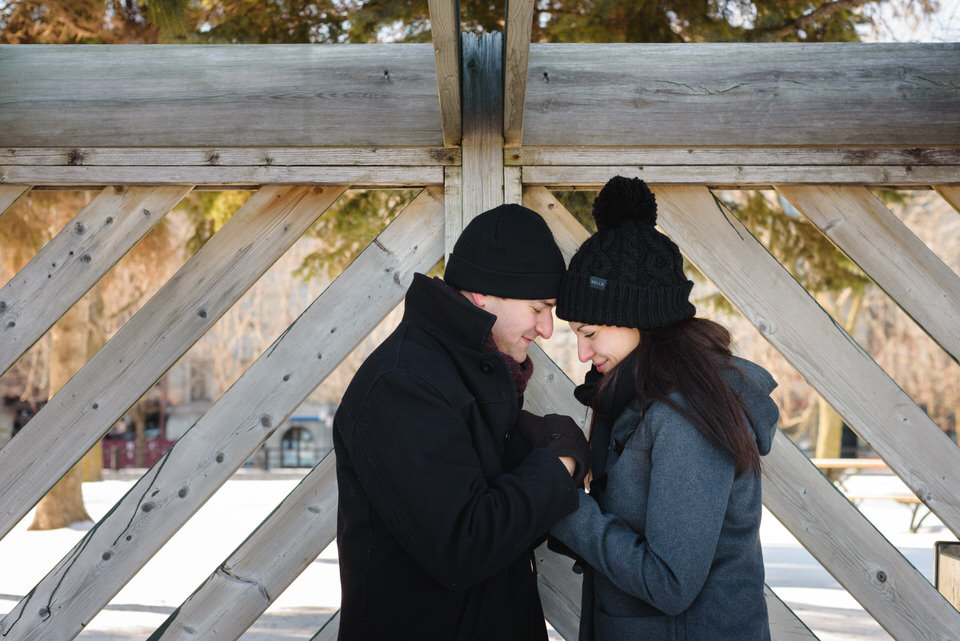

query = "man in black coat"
[334,203,589,640]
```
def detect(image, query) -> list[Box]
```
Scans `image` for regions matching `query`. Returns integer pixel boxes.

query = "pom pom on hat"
[591,175,658,231]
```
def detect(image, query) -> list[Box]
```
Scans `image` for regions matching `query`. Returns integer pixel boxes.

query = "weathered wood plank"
[0,186,192,376]
[444,166,463,262]
[778,185,960,364]
[142,192,443,641]
[0,185,29,217]
[651,185,960,538]
[504,0,535,147]
[0,188,444,641]
[428,0,461,146]
[0,148,459,166]
[0,165,443,187]
[461,32,505,220]
[522,165,960,187]
[523,43,960,147]
[508,147,960,167]
[310,612,339,641]
[0,186,346,542]
[936,186,960,212]
[0,45,443,148]
[148,454,338,641]
[504,165,523,205]
[763,431,960,640]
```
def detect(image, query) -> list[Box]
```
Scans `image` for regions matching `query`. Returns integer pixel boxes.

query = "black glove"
[516,410,590,486]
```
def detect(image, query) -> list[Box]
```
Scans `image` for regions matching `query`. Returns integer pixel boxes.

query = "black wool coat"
[334,273,579,641]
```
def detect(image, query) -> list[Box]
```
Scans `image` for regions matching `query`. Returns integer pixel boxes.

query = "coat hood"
[727,356,779,456]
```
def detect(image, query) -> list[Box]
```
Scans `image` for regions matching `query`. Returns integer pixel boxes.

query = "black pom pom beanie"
[444,203,566,300]
[556,176,696,329]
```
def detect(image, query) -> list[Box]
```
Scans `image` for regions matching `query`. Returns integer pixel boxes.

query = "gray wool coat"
[551,357,780,641]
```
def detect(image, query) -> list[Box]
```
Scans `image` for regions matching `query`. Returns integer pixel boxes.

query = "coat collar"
[402,273,497,352]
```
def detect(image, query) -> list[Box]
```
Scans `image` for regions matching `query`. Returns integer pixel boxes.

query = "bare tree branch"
[765,0,876,37]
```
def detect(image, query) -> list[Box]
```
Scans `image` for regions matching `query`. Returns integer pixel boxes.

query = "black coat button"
[479,360,494,373]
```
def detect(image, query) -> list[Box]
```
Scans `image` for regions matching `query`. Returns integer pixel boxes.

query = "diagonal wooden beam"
[428,0,462,147]
[311,612,339,641]
[0,185,29,219]
[0,185,346,543]
[651,185,960,639]
[504,0,535,147]
[0,186,192,376]
[652,185,960,539]
[138,189,443,641]
[777,185,960,364]
[936,185,960,212]
[148,454,338,641]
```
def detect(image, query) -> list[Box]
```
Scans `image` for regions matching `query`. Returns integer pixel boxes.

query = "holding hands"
[517,411,590,486]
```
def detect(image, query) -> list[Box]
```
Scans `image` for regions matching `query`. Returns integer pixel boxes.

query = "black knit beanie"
[556,176,695,329]
[444,203,565,299]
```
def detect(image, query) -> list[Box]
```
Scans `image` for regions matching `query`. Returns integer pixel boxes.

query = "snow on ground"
[0,469,954,640]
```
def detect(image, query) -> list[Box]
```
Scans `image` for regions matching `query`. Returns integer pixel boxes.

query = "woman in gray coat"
[551,176,781,640]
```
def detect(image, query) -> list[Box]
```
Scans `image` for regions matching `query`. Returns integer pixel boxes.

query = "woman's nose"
[577,340,593,363]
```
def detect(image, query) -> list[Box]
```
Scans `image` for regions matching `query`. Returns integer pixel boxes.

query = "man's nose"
[536,312,554,339]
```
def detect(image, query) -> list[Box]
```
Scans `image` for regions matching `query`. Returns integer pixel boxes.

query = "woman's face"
[569,322,641,374]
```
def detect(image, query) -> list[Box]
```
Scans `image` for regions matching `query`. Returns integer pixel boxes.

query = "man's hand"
[516,411,590,485]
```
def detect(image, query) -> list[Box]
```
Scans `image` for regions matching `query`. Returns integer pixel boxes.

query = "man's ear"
[467,291,488,307]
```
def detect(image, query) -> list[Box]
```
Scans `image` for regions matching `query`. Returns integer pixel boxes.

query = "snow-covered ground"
[0,469,953,640]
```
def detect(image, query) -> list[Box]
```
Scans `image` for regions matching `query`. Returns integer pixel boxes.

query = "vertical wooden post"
[444,165,463,261]
[937,542,960,609]
[460,31,504,223]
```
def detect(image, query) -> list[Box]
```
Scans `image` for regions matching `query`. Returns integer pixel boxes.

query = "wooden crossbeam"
[0,45,443,148]
[0,186,346,542]
[0,148,460,167]
[0,165,443,188]
[428,0,462,146]
[509,147,960,167]
[522,43,960,147]
[504,0,535,147]
[777,185,960,364]
[0,186,192,376]
[521,165,960,188]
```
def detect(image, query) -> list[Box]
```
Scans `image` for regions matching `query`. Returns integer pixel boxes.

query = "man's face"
[474,295,556,362]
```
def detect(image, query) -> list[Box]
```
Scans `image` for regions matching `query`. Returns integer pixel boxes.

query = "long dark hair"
[594,317,762,478]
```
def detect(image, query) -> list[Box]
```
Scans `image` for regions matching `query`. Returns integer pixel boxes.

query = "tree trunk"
[132,400,147,468]
[29,298,93,530]
[814,396,845,481]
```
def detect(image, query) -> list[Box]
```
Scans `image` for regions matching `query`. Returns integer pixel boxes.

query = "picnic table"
[811,457,931,533]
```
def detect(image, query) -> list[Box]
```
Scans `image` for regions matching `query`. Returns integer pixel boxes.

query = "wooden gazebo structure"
[1,1,959,639]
